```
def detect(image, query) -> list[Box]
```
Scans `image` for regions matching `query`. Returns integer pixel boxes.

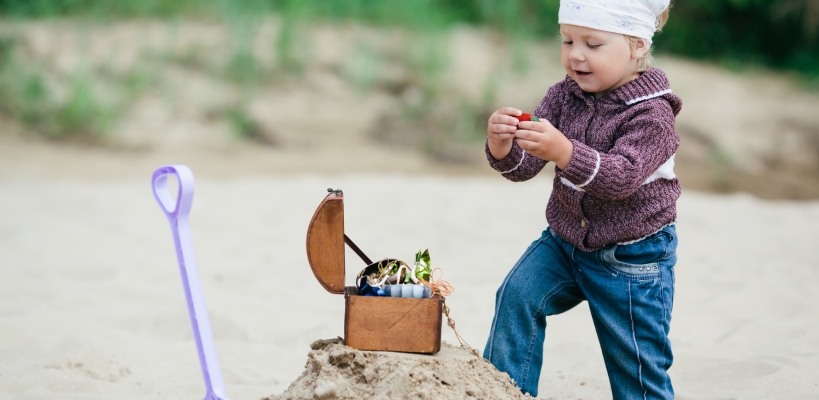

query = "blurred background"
[1,0,818,197]
[3,2,819,399]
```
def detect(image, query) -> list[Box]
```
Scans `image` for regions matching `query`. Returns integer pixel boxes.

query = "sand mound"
[263,338,529,400]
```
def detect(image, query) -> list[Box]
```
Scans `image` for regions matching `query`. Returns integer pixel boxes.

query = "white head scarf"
[558,0,670,42]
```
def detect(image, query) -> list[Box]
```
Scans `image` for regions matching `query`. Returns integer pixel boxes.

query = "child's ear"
[632,38,650,59]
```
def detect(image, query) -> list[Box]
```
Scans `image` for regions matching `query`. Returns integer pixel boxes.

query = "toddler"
[483,1,680,399]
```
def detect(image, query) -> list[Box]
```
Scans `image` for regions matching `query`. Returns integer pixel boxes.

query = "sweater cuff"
[485,140,526,174]
[559,140,600,187]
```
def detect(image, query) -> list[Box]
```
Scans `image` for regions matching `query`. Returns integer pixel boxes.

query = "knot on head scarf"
[558,0,670,42]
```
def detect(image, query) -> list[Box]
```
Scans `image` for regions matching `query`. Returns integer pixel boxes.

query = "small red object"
[515,113,540,123]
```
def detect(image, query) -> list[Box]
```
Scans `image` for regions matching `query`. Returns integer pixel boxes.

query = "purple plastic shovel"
[152,165,230,400]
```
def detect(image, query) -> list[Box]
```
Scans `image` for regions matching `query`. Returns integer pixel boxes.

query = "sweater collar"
[566,67,673,106]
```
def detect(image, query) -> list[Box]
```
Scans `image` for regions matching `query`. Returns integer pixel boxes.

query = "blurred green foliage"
[0,0,816,76]
[658,0,819,75]
[0,37,109,139]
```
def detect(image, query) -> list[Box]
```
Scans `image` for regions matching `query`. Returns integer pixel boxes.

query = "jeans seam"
[628,280,648,400]
[659,270,671,395]
[520,280,576,391]
[486,235,549,361]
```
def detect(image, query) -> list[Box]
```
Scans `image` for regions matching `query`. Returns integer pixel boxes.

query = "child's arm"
[556,100,679,200]
[485,83,566,181]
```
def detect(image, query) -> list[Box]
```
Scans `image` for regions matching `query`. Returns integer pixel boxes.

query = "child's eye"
[562,40,573,45]
[587,43,602,49]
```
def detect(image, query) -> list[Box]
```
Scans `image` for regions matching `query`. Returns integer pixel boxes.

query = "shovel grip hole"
[154,172,180,214]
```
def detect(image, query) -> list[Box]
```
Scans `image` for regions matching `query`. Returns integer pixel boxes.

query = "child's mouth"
[575,70,592,77]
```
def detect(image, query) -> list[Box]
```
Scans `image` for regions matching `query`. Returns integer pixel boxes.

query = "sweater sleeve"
[485,140,547,182]
[556,98,679,200]
[485,81,566,182]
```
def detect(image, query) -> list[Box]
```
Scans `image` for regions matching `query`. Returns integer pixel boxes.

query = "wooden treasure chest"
[306,189,444,354]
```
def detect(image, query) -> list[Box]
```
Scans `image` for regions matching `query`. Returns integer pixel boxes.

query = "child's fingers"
[515,138,538,152]
[492,132,515,141]
[516,121,540,132]
[490,114,519,126]
[497,107,522,117]
[518,120,553,132]
[490,122,517,134]
[513,129,542,142]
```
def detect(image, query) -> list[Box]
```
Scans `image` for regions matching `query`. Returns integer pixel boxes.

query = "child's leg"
[577,225,678,400]
[483,228,585,397]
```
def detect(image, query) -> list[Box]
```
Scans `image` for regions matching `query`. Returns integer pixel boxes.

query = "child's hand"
[515,120,574,169]
[487,107,522,160]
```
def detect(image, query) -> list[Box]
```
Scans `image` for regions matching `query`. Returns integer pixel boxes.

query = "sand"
[1,172,819,399]
[265,338,527,400]
[1,17,819,400]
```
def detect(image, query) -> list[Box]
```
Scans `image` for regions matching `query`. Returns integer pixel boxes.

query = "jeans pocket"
[599,232,669,278]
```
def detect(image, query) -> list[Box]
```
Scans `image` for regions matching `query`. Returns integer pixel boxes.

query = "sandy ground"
[2,17,819,400]
[1,161,818,399]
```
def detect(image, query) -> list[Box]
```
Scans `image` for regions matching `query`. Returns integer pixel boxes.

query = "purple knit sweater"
[487,68,682,251]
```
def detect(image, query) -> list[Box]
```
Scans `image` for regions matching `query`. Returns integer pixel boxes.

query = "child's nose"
[569,47,585,62]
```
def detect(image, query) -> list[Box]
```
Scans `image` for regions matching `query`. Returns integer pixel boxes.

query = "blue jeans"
[484,226,677,399]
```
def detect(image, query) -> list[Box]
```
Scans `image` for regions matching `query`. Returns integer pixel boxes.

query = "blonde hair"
[627,7,671,72]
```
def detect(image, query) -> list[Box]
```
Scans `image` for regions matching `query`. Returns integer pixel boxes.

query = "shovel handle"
[152,165,230,400]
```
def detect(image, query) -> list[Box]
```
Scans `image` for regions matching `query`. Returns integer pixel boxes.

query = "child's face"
[560,24,645,97]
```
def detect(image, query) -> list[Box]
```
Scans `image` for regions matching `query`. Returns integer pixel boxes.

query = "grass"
[53,74,111,137]
[0,33,150,141]
[226,48,265,85]
[0,37,45,125]
[2,0,817,154]
[274,11,310,77]
[1,0,816,79]
[0,6,509,157]
[2,1,816,87]
[344,42,380,93]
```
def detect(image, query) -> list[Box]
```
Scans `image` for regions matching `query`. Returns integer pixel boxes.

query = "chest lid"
[306,189,346,294]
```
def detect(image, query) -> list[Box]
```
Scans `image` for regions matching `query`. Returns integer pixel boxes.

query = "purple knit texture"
[487,68,682,251]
